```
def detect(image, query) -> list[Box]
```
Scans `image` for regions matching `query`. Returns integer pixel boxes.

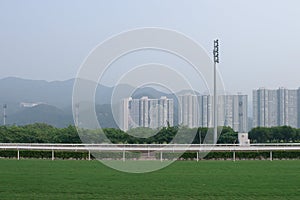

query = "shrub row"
[0,150,90,159]
[92,151,141,159]
[0,150,141,160]
[155,151,300,160]
[1,150,299,160]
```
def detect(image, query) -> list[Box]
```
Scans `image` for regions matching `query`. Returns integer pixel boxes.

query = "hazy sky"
[1,0,300,97]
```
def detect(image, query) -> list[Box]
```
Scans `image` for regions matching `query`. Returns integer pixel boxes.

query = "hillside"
[0,77,196,127]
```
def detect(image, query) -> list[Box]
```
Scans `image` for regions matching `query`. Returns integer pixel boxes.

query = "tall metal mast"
[3,104,7,126]
[213,39,219,144]
[75,103,79,127]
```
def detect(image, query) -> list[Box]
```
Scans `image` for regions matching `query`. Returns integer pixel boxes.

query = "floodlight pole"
[3,104,7,126]
[75,103,79,127]
[213,39,219,144]
[199,129,201,145]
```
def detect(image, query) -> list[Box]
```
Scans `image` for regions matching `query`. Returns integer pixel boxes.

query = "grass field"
[0,159,299,199]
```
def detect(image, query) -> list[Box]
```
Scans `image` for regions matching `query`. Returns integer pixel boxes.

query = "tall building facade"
[253,88,299,128]
[220,94,248,132]
[121,96,173,131]
[178,95,201,128]
[178,94,248,132]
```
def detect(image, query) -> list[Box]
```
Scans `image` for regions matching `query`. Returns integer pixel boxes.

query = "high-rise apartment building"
[178,95,201,128]
[219,94,248,132]
[253,88,299,128]
[178,94,248,132]
[121,96,173,131]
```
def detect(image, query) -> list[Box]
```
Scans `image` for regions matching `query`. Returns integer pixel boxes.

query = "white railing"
[1,143,299,161]
[1,143,300,152]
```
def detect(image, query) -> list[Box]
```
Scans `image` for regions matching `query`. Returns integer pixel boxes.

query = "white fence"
[0,143,300,161]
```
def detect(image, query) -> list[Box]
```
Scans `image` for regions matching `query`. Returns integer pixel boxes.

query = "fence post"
[123,149,125,162]
[160,151,163,162]
[17,149,20,160]
[196,152,199,162]
[270,151,272,161]
[233,151,236,162]
[52,149,54,161]
[88,150,91,161]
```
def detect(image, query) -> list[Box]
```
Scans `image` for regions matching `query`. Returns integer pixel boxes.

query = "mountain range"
[0,77,183,127]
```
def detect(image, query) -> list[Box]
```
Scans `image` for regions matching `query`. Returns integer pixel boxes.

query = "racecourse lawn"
[0,159,299,200]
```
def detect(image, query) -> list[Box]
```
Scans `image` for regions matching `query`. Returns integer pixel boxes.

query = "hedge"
[155,151,300,160]
[0,150,141,160]
[0,150,299,160]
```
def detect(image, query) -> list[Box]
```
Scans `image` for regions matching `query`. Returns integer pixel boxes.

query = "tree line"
[0,123,299,144]
[0,123,237,144]
[249,126,300,143]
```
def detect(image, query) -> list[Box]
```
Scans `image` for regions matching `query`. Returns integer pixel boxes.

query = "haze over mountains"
[0,77,181,127]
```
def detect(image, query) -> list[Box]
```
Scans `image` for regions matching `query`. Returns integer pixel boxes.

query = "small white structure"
[20,102,43,108]
[238,133,250,146]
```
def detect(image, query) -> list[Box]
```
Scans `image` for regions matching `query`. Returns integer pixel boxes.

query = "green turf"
[0,159,299,199]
